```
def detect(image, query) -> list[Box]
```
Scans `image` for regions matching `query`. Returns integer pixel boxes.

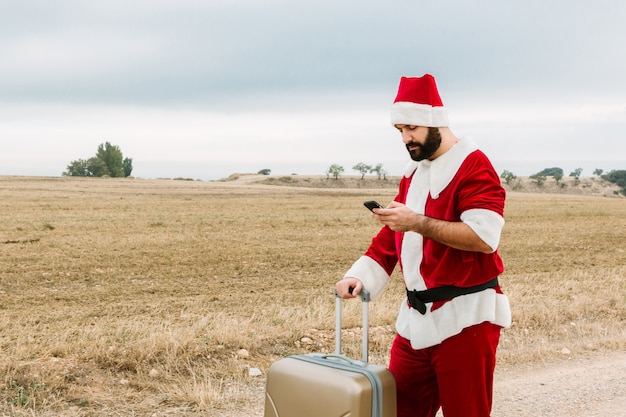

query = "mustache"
[406,142,422,149]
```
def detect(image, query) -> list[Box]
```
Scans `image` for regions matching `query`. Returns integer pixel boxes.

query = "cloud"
[1,1,625,179]
[3,1,622,105]
[1,32,163,84]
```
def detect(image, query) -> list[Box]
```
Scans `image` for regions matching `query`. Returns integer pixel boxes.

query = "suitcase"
[263,289,396,417]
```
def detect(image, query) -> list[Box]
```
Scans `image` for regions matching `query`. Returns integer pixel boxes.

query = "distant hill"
[226,174,624,198]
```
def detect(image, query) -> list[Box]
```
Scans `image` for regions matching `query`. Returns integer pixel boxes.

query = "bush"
[500,170,517,185]
[537,167,564,177]
[529,172,547,186]
[602,170,626,195]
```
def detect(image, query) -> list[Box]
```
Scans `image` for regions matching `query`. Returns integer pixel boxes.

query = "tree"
[326,164,344,180]
[602,170,626,195]
[86,156,110,177]
[530,172,547,186]
[602,169,626,186]
[257,168,271,175]
[64,159,90,177]
[553,171,563,185]
[538,167,564,177]
[63,157,108,177]
[96,142,124,177]
[352,162,372,180]
[593,168,604,177]
[569,167,583,185]
[500,170,517,185]
[123,157,134,177]
[370,163,384,180]
[64,142,133,178]
[569,167,583,178]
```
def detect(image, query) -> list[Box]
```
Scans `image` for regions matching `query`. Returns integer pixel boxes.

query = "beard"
[406,127,442,161]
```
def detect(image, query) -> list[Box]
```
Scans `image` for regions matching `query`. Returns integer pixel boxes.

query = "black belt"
[406,277,499,314]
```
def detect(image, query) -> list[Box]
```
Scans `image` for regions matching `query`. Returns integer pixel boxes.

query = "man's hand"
[335,277,363,299]
[371,201,420,232]
[372,201,494,253]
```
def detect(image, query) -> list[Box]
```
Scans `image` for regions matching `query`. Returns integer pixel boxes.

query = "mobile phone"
[363,200,383,212]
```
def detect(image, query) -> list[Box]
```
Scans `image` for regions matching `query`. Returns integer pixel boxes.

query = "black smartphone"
[363,200,383,212]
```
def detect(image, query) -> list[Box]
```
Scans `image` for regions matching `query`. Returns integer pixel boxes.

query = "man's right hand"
[335,277,364,299]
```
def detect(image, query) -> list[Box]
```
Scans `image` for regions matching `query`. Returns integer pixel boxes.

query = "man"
[335,74,511,417]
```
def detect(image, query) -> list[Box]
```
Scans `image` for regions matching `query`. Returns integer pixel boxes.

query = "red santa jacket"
[344,137,511,349]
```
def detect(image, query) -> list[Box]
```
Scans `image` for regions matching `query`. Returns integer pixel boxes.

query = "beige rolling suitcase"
[263,290,396,417]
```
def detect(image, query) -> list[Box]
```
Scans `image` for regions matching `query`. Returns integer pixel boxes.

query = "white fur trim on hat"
[391,101,449,127]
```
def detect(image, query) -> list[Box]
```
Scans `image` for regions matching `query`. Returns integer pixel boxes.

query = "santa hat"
[390,74,449,127]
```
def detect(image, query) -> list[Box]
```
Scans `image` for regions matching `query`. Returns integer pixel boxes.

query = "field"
[0,175,624,416]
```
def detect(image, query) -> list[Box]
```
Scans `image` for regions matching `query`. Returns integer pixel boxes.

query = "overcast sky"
[1,0,625,180]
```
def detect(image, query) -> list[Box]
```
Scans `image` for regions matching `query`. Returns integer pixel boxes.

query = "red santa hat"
[390,74,449,127]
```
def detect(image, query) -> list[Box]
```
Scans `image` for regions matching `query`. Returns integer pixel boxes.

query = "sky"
[1,0,625,180]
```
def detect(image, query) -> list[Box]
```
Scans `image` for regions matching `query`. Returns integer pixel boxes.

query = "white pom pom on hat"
[391,74,449,128]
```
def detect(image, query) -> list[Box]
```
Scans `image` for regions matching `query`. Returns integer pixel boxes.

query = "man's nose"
[401,130,413,144]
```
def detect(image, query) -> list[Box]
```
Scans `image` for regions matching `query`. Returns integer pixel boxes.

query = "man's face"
[395,125,442,161]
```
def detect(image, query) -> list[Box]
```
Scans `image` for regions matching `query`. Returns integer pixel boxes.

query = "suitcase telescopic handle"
[334,288,370,364]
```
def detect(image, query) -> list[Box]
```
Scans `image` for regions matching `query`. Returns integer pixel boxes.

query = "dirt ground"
[0,176,626,417]
[490,350,626,417]
[221,350,626,417]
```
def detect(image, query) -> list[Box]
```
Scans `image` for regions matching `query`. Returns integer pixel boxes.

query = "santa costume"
[344,74,511,417]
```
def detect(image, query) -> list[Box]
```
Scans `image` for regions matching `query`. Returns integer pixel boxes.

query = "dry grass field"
[0,175,624,416]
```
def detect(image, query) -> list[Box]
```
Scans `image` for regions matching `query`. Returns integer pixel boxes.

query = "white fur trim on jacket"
[395,289,512,350]
[461,208,505,252]
[402,136,479,196]
[343,255,390,300]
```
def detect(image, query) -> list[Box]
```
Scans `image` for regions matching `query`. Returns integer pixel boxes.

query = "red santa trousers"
[388,321,501,417]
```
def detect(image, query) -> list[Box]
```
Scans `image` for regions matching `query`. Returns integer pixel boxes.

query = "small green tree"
[257,168,271,175]
[63,159,90,177]
[63,157,109,177]
[87,156,110,177]
[569,167,583,185]
[352,162,372,180]
[553,171,563,185]
[96,142,124,177]
[123,157,134,177]
[593,168,604,177]
[326,164,344,180]
[601,170,626,195]
[530,172,547,186]
[370,163,384,180]
[602,169,626,186]
[500,170,517,185]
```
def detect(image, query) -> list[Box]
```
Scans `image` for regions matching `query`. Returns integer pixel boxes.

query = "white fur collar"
[402,136,478,199]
